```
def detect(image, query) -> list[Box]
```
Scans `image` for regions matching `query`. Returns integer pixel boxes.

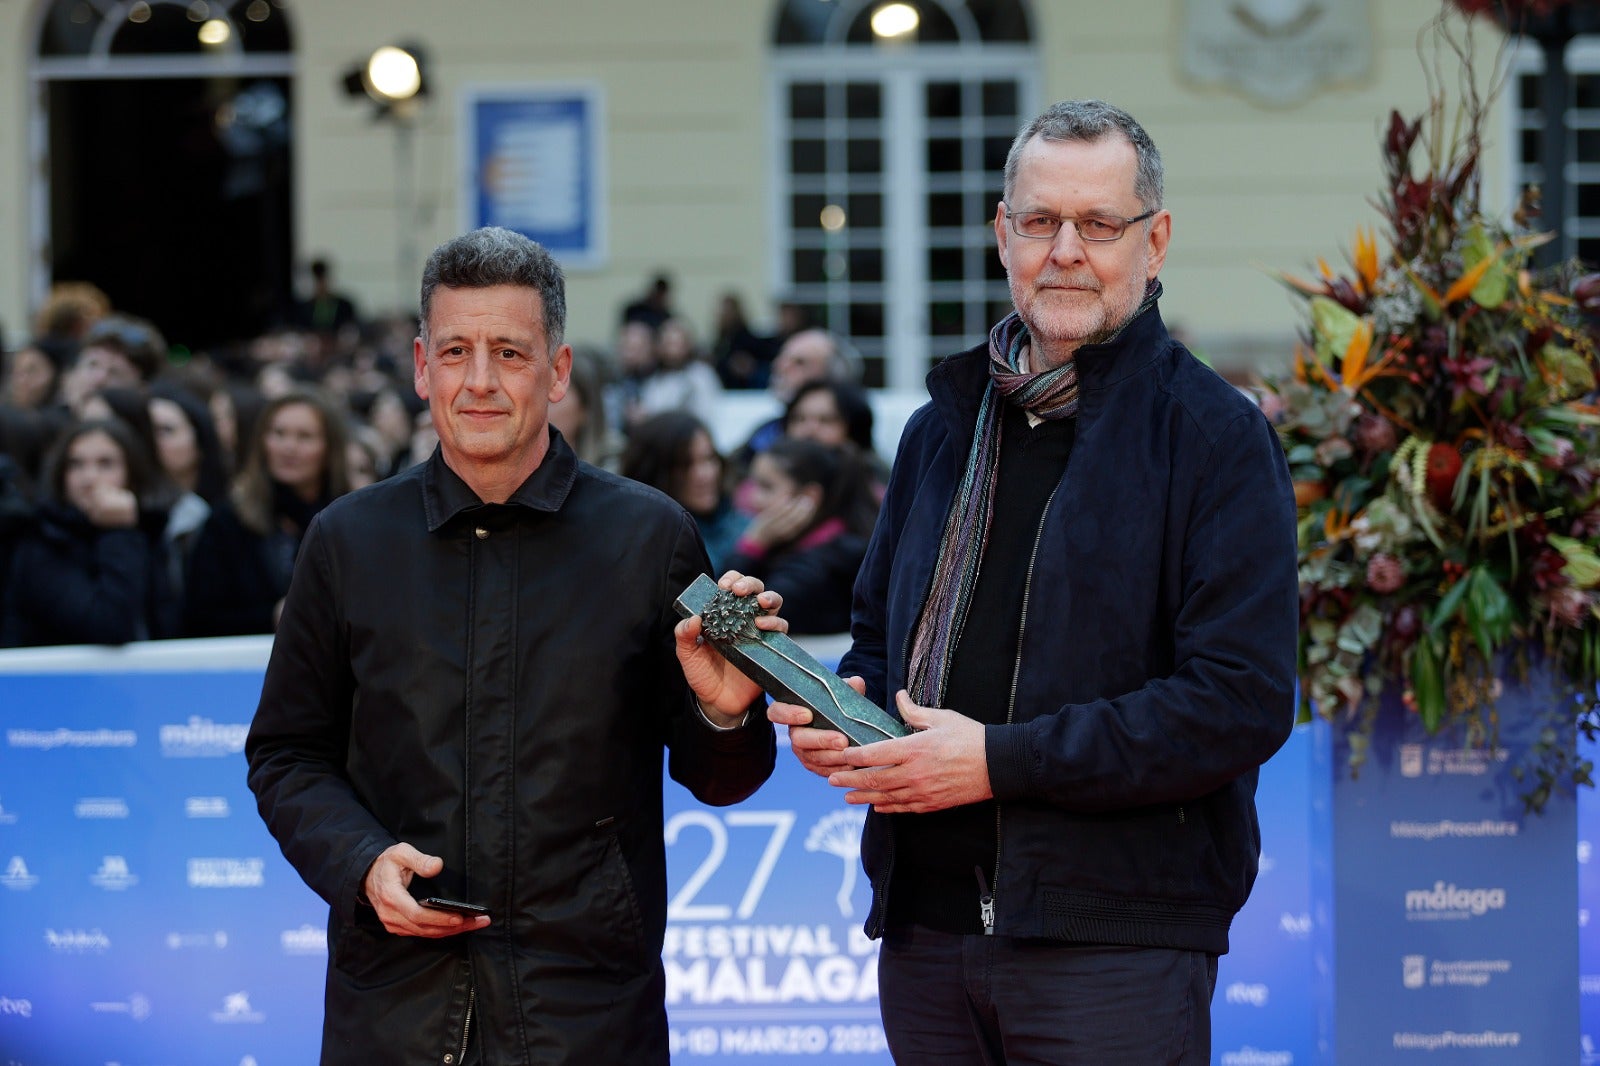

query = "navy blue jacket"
[842,302,1299,953]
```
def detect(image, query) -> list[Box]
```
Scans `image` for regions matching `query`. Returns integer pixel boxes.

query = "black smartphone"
[419,897,490,919]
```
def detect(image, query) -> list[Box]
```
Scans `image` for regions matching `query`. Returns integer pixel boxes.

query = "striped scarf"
[905,282,1161,708]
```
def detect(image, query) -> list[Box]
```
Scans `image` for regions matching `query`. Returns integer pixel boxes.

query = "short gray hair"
[419,227,567,346]
[1002,100,1164,212]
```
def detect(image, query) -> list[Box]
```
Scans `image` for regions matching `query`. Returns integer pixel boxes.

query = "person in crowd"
[31,281,109,352]
[0,404,62,493]
[711,291,771,390]
[289,256,361,337]
[767,99,1299,1063]
[147,383,231,606]
[0,449,34,610]
[620,270,674,330]
[731,327,858,472]
[58,314,166,415]
[782,378,890,500]
[548,345,622,470]
[148,384,230,506]
[185,387,350,636]
[3,343,66,410]
[363,383,419,474]
[345,422,387,490]
[603,318,657,431]
[636,316,722,426]
[725,437,876,635]
[621,411,746,572]
[1,418,177,646]
[211,379,266,470]
[783,379,875,453]
[245,226,777,1064]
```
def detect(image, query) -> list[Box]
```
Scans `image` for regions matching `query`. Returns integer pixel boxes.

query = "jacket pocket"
[565,817,649,978]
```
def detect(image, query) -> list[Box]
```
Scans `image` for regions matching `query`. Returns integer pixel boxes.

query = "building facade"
[0,0,1509,385]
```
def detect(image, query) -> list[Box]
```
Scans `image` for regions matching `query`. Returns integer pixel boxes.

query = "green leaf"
[1462,566,1514,662]
[1430,572,1471,629]
[1462,221,1511,308]
[1286,443,1318,465]
[1411,635,1446,733]
[1541,345,1597,400]
[1549,533,1600,589]
[1310,296,1361,367]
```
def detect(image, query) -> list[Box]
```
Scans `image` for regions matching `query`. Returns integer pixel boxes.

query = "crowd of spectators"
[0,269,887,649]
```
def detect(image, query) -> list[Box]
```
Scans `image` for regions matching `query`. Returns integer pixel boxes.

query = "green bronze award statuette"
[675,574,910,746]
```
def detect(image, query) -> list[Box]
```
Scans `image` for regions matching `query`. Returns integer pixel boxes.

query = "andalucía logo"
[160,717,248,758]
[211,992,265,1024]
[2,856,39,890]
[91,855,139,890]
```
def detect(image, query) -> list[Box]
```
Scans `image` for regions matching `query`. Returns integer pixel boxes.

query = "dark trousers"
[877,925,1218,1065]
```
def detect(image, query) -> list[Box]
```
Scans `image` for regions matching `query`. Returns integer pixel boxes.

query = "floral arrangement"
[1255,15,1600,809]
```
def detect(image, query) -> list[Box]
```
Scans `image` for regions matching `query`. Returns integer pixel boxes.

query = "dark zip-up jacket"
[842,302,1298,954]
[246,438,776,1064]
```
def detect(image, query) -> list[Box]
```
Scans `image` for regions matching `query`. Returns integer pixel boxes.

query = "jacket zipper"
[983,481,1061,936]
[452,986,475,1065]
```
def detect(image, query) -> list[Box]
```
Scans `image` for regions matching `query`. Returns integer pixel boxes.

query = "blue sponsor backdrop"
[1324,674,1580,1064]
[0,640,1327,1065]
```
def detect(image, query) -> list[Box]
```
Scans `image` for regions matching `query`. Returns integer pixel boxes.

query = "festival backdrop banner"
[0,640,1318,1065]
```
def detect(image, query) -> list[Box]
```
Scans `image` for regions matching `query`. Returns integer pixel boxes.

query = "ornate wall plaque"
[675,574,909,746]
[1181,0,1372,107]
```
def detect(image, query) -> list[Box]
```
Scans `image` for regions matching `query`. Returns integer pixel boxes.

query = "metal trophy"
[674,574,909,746]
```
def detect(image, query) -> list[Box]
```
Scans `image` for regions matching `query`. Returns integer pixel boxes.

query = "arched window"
[772,0,1036,388]
[38,0,292,56]
[29,0,296,348]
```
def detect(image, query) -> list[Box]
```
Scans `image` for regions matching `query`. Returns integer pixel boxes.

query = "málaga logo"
[160,717,248,758]
[1405,881,1506,919]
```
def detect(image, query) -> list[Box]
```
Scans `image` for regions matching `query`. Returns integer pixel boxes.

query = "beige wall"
[0,0,1509,374]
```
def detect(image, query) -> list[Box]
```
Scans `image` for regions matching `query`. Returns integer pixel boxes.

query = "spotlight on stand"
[340,42,428,121]
[339,41,431,309]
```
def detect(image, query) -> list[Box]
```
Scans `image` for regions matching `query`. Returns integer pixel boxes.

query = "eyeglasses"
[1003,205,1155,243]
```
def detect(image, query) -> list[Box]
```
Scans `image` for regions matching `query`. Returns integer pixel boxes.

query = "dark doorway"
[48,76,293,352]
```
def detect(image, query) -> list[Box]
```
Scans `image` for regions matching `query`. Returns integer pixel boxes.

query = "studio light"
[340,42,428,120]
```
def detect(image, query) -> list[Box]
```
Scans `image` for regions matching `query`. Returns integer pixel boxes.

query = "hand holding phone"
[419,897,490,920]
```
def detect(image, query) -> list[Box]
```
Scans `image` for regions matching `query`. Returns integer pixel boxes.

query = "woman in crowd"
[1,418,177,646]
[725,437,878,635]
[549,346,622,470]
[148,384,230,505]
[621,411,745,572]
[782,379,889,498]
[3,343,66,410]
[147,384,231,608]
[185,388,350,636]
[635,317,722,427]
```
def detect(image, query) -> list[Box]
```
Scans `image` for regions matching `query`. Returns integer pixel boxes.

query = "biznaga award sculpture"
[675,574,909,746]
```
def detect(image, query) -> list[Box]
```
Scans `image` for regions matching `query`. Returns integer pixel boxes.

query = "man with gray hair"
[770,100,1299,1061]
[246,226,780,1063]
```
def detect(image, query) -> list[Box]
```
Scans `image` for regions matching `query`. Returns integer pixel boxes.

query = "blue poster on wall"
[461,86,605,268]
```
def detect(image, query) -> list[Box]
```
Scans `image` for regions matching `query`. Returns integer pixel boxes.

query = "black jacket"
[245,439,776,1064]
[844,302,1299,953]
[0,500,174,647]
[726,522,867,635]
